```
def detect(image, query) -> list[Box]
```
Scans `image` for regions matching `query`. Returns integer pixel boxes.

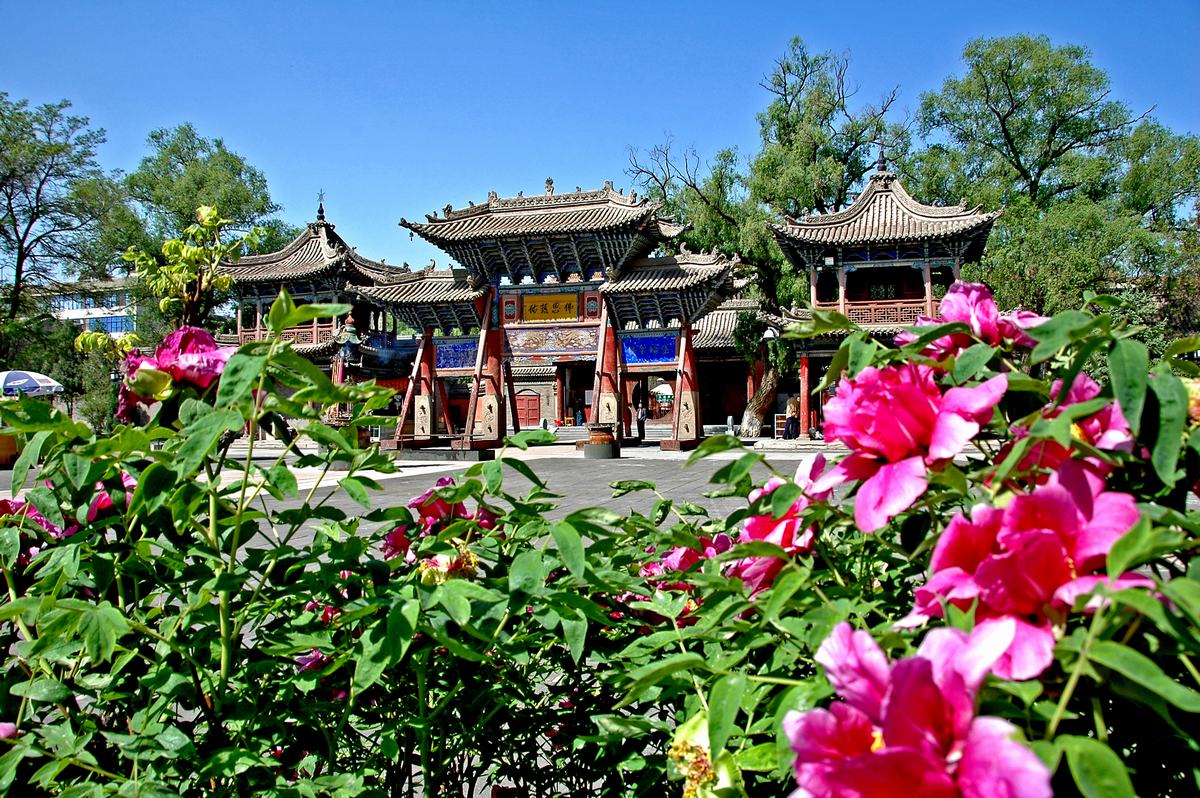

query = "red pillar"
[592,312,623,439]
[799,355,810,437]
[662,324,701,451]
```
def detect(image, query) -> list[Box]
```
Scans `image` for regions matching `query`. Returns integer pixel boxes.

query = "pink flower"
[117,326,235,418]
[785,621,1051,798]
[381,525,414,562]
[999,373,1132,484]
[87,471,138,523]
[905,465,1143,679]
[408,476,467,533]
[295,648,331,672]
[818,365,1007,532]
[0,723,17,739]
[728,455,831,594]
[896,283,1046,360]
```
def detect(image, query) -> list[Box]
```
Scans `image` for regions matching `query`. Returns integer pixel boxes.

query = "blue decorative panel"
[436,340,478,370]
[622,333,677,365]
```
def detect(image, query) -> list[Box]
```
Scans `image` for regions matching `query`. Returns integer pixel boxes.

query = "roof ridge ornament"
[875,140,886,173]
[545,177,554,196]
[317,189,326,222]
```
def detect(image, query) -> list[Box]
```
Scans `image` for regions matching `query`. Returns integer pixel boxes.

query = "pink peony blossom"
[817,364,1007,532]
[407,476,468,533]
[784,621,1051,798]
[381,525,415,562]
[117,326,236,420]
[295,648,331,672]
[895,282,1046,360]
[0,722,17,739]
[87,471,138,522]
[728,455,831,595]
[904,465,1143,679]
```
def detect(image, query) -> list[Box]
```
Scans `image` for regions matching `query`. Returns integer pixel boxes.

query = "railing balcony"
[239,320,337,346]
[814,299,929,327]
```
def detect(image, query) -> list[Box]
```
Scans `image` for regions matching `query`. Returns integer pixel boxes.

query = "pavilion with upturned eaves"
[769,165,1002,436]
[386,179,737,450]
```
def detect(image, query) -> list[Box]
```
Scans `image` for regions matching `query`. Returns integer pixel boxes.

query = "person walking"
[784,394,801,440]
[636,401,647,442]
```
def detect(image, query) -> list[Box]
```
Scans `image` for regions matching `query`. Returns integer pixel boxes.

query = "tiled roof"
[773,171,1001,248]
[692,298,759,349]
[351,268,485,307]
[401,180,685,244]
[600,251,736,295]
[220,218,410,285]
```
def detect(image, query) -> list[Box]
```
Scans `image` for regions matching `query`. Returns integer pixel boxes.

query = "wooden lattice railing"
[814,300,928,326]
[239,321,337,346]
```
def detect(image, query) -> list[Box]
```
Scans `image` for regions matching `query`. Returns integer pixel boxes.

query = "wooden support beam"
[504,361,521,433]
[462,290,494,446]
[589,302,609,424]
[393,328,428,447]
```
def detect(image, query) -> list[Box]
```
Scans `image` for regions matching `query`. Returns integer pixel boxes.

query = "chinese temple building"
[218,203,413,371]
[392,179,737,450]
[770,165,1001,435]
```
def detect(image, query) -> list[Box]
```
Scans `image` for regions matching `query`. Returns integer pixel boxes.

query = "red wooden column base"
[661,324,702,451]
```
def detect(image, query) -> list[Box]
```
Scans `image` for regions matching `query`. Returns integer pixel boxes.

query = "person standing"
[636,401,647,442]
[784,394,801,440]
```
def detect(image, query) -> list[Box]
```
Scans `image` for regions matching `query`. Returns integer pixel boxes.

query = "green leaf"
[79,602,130,663]
[175,409,243,477]
[1164,335,1200,359]
[1028,310,1095,364]
[610,479,657,497]
[300,422,351,451]
[216,353,267,407]
[505,428,556,449]
[736,743,778,772]
[952,343,994,384]
[618,652,708,708]
[846,334,878,377]
[1149,367,1188,487]
[436,582,472,626]
[1089,640,1200,712]
[550,521,585,579]
[561,615,586,664]
[266,464,298,499]
[1106,516,1153,579]
[11,678,71,703]
[1061,735,1135,798]
[352,621,388,694]
[481,459,503,494]
[268,290,297,335]
[386,598,420,664]
[0,527,19,568]
[280,303,352,329]
[786,308,852,338]
[509,549,545,594]
[10,430,49,498]
[708,673,747,755]
[128,462,176,515]
[685,434,745,466]
[1107,339,1148,436]
[500,456,546,489]
[338,476,371,509]
[769,483,803,519]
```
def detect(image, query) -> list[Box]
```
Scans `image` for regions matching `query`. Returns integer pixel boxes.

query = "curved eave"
[773,212,1001,251]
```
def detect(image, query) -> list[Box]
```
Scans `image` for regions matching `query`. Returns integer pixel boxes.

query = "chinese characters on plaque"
[520,294,579,322]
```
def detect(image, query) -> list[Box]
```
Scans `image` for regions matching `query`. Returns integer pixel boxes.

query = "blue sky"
[3,1,1197,269]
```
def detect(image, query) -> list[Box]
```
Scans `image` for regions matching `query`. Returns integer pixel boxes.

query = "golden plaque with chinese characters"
[521,294,578,322]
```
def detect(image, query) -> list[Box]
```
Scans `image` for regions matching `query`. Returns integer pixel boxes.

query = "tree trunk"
[739,365,778,437]
[7,251,25,320]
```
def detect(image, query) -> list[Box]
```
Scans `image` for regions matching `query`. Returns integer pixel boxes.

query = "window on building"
[91,316,135,334]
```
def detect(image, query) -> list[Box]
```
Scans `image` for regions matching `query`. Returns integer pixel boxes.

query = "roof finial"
[545,177,554,196]
[875,140,886,173]
[317,189,326,221]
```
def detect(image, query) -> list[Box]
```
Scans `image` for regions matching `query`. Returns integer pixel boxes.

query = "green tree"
[917,35,1140,209]
[630,37,905,434]
[0,93,125,319]
[921,36,1200,334]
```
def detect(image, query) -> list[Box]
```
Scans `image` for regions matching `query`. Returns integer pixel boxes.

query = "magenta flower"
[408,476,468,533]
[784,621,1051,798]
[381,525,415,562]
[904,462,1143,679]
[294,648,331,672]
[87,471,138,523]
[117,326,236,420]
[0,722,17,739]
[896,283,1046,360]
[728,455,831,595]
[817,364,1007,532]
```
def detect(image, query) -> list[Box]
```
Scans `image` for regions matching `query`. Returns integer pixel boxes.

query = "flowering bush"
[0,280,1198,798]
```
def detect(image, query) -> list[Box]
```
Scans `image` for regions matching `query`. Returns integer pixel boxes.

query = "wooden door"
[515,394,541,428]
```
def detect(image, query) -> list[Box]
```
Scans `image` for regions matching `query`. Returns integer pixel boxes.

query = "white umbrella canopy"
[0,370,65,397]
[651,383,674,398]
